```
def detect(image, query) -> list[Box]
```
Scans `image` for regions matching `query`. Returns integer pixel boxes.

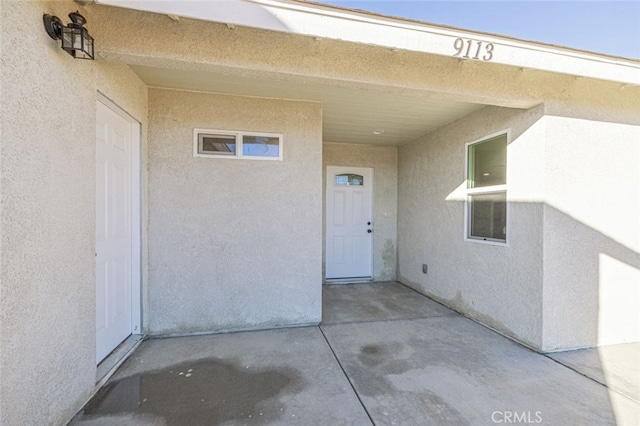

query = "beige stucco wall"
[147,89,322,335]
[542,114,640,351]
[322,143,398,281]
[398,105,547,349]
[0,2,148,425]
[398,102,640,351]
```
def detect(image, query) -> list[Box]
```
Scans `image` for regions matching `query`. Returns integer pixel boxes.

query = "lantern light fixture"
[43,11,94,60]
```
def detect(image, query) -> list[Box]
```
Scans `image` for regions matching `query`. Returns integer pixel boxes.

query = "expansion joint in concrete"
[317,325,376,426]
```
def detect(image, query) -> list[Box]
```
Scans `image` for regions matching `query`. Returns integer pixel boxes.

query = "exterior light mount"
[43,11,94,60]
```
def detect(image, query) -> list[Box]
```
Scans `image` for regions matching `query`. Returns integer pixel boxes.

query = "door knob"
[367,221,371,225]
[367,229,372,233]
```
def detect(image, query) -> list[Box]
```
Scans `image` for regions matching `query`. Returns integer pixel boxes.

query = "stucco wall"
[322,143,398,281]
[0,2,148,425]
[397,105,546,349]
[542,115,640,350]
[398,102,640,352]
[147,89,322,335]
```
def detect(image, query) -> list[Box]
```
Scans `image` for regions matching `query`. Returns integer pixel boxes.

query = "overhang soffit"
[88,5,638,111]
[101,50,543,110]
[91,0,640,87]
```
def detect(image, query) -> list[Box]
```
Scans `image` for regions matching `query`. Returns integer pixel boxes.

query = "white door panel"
[96,100,137,363]
[326,167,373,279]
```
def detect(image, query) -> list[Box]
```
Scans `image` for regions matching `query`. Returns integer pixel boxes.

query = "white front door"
[95,98,140,363]
[326,166,373,279]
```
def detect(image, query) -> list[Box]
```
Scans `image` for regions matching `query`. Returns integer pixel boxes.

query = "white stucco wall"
[542,115,640,350]
[0,2,148,425]
[398,105,547,349]
[323,143,398,281]
[147,89,323,335]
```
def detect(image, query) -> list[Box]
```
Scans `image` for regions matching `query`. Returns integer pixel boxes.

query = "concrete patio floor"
[72,282,640,425]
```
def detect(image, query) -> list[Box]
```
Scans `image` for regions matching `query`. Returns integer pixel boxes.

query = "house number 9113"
[453,37,494,61]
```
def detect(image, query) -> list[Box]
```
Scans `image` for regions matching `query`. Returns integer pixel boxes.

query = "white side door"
[95,98,140,363]
[326,166,373,279]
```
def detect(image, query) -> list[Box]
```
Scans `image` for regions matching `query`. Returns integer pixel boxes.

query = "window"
[465,132,507,243]
[335,173,364,186]
[242,135,280,158]
[199,134,236,155]
[194,129,283,160]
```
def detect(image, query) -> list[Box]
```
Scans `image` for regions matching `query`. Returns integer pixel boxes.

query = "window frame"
[193,128,283,161]
[463,130,509,246]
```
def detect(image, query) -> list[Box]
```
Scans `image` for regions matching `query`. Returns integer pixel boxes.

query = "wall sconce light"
[43,11,94,60]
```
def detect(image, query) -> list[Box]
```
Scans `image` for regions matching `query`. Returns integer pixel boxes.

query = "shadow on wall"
[542,202,640,425]
[399,200,640,347]
[542,203,640,349]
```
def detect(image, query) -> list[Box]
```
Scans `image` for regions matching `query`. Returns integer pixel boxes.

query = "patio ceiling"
[131,64,485,146]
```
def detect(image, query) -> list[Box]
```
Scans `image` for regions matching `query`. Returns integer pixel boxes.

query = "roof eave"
[96,0,640,86]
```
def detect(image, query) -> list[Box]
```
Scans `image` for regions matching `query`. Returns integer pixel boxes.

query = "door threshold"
[325,277,373,284]
[96,334,143,385]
